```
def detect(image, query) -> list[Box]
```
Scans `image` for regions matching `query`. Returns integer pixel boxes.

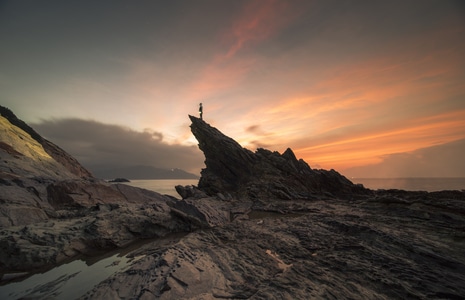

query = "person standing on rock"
[199,103,203,120]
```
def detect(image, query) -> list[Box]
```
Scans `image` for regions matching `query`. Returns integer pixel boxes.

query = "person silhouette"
[199,103,203,120]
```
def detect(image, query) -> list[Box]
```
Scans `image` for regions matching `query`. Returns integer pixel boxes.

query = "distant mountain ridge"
[92,165,199,180]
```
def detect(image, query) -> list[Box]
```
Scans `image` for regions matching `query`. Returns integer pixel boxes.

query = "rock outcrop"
[0,107,217,273]
[189,115,366,200]
[0,106,92,178]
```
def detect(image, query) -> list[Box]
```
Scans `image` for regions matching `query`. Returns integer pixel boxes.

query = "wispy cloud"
[345,138,465,178]
[185,0,300,102]
[231,25,465,173]
[295,110,465,168]
[221,0,295,59]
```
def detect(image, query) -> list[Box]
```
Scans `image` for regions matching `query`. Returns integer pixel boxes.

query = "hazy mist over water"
[125,179,198,198]
[352,178,465,192]
[123,178,464,196]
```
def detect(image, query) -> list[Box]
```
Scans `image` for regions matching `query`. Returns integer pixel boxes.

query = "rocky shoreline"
[82,193,465,299]
[1,107,465,299]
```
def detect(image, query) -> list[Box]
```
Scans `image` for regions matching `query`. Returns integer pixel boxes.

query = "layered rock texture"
[1,109,465,299]
[0,107,204,272]
[0,106,92,180]
[189,115,366,200]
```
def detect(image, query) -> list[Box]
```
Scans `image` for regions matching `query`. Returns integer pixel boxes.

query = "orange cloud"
[233,25,465,172]
[221,0,294,59]
[185,0,299,101]
[252,61,456,137]
[294,110,465,171]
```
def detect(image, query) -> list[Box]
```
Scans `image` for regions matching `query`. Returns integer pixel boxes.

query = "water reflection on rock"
[0,251,144,299]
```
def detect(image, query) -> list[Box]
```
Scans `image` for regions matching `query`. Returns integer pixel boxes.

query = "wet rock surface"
[1,109,465,299]
[0,182,193,271]
[82,194,465,299]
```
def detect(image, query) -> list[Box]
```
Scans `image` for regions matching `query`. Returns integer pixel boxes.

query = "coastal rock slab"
[82,192,465,299]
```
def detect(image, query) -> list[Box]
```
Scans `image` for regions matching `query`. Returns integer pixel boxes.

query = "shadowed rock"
[189,115,366,200]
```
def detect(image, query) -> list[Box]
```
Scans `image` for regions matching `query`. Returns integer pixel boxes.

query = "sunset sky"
[1,0,465,177]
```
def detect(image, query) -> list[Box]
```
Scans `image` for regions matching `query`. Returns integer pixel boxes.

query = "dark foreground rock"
[81,192,465,299]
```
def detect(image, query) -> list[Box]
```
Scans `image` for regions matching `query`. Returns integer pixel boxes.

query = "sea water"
[125,179,199,197]
[0,235,185,299]
[0,252,145,299]
[124,178,464,195]
[352,177,465,192]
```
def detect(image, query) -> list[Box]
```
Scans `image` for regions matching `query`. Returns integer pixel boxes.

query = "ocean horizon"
[352,177,465,192]
[123,178,465,197]
[125,179,199,197]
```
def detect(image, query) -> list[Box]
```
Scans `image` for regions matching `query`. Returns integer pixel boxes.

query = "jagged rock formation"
[189,115,366,200]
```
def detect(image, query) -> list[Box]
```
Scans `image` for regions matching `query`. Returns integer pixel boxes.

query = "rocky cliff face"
[189,115,366,200]
[0,106,98,228]
[0,106,92,178]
